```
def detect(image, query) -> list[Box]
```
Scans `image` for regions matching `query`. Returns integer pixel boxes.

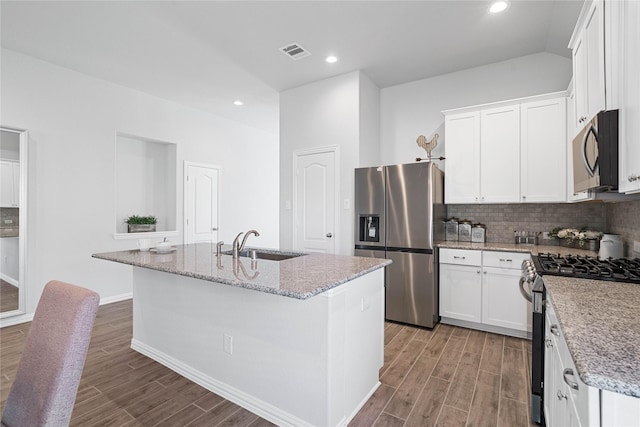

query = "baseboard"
[0,312,34,328]
[0,273,18,287]
[131,339,313,427]
[440,317,532,340]
[342,381,381,427]
[99,292,132,306]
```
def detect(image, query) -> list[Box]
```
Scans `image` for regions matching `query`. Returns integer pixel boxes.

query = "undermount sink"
[222,249,305,261]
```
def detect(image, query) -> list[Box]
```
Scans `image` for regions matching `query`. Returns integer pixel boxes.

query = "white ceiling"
[1,1,584,134]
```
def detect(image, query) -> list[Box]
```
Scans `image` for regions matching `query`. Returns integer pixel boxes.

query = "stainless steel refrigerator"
[354,162,445,328]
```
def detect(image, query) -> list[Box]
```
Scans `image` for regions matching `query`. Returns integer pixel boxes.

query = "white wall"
[380,52,573,166]
[279,71,379,255]
[0,48,279,323]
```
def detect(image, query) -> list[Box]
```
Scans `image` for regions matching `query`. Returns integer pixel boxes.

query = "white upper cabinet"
[570,0,605,129]
[618,0,640,193]
[480,105,520,203]
[444,112,480,203]
[520,98,567,203]
[444,93,567,204]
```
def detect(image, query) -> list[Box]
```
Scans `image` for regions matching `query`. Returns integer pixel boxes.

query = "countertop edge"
[92,252,391,300]
[545,281,640,398]
[436,241,597,256]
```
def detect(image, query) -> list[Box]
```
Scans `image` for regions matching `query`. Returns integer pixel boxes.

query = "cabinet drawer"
[482,251,529,269]
[439,248,481,266]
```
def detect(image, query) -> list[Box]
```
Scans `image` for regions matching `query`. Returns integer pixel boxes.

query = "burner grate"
[532,253,640,284]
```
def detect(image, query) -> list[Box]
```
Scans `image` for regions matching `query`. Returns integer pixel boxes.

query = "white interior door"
[184,162,219,244]
[293,148,336,253]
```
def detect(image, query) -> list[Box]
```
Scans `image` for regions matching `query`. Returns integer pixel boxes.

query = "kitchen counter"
[92,243,390,299]
[437,241,598,257]
[0,227,18,238]
[93,242,389,426]
[544,276,640,398]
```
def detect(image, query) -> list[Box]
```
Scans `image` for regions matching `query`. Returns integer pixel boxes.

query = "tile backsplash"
[447,203,607,244]
[607,200,640,257]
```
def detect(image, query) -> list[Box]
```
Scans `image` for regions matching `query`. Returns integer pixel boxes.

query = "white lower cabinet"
[544,301,618,427]
[439,248,531,338]
[439,263,482,323]
[545,303,589,427]
[482,267,530,331]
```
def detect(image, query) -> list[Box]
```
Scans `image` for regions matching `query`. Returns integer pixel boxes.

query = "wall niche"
[114,133,177,236]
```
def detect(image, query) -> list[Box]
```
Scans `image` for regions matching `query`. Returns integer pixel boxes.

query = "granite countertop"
[0,227,19,238]
[544,276,640,398]
[92,243,391,300]
[437,241,597,257]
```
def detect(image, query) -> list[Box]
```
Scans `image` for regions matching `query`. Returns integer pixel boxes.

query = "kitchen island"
[93,243,391,427]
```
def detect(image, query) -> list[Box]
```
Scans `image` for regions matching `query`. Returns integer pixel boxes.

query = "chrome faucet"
[232,229,260,258]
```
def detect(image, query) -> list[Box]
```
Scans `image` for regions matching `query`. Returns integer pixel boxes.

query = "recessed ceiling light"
[233,100,244,106]
[326,55,338,64]
[489,1,509,13]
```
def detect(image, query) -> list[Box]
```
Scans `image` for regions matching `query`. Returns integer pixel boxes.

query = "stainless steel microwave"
[572,110,618,193]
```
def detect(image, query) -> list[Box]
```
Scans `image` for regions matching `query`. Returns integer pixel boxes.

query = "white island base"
[130,266,385,427]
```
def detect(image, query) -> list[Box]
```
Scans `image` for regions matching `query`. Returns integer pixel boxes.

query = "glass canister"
[471,223,486,243]
[458,220,472,242]
[445,218,459,241]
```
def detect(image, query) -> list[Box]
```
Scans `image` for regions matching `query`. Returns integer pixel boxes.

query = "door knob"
[326,233,333,238]
[212,227,218,231]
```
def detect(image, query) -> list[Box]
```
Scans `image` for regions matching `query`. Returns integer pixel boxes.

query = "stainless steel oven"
[520,260,546,425]
[521,253,640,425]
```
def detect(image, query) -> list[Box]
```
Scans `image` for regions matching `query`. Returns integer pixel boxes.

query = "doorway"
[184,162,219,244]
[0,127,28,318]
[292,146,338,254]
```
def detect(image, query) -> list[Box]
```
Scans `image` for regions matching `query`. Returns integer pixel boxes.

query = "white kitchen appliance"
[599,234,623,259]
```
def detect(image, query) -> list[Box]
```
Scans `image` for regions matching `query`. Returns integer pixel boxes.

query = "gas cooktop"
[531,253,640,284]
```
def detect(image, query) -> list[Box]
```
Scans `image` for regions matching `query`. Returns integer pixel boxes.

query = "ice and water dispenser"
[358,215,380,242]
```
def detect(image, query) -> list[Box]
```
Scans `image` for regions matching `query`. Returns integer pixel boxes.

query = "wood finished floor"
[0,280,18,313]
[0,300,535,426]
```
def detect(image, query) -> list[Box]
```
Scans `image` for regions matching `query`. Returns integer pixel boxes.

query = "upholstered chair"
[1,280,100,427]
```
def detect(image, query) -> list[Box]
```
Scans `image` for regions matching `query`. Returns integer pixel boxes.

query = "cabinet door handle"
[499,258,513,262]
[629,175,639,182]
[563,368,579,390]
[557,390,568,400]
[477,270,481,274]
[550,324,560,336]
[545,338,553,348]
[453,256,466,260]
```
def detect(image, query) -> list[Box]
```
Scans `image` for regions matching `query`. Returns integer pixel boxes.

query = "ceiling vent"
[279,43,311,60]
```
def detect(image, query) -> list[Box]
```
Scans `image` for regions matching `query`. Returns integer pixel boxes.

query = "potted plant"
[549,227,602,251]
[125,215,157,233]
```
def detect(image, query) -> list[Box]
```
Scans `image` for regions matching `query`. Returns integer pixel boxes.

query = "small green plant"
[125,215,157,225]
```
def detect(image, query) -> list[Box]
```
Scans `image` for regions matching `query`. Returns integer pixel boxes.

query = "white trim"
[442,90,568,116]
[0,273,19,287]
[292,145,340,254]
[131,339,315,427]
[183,161,221,245]
[112,230,179,240]
[100,292,132,305]
[0,312,34,327]
[0,126,28,319]
[440,317,532,340]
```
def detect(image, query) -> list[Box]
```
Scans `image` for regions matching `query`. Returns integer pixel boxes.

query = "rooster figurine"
[416,133,439,160]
